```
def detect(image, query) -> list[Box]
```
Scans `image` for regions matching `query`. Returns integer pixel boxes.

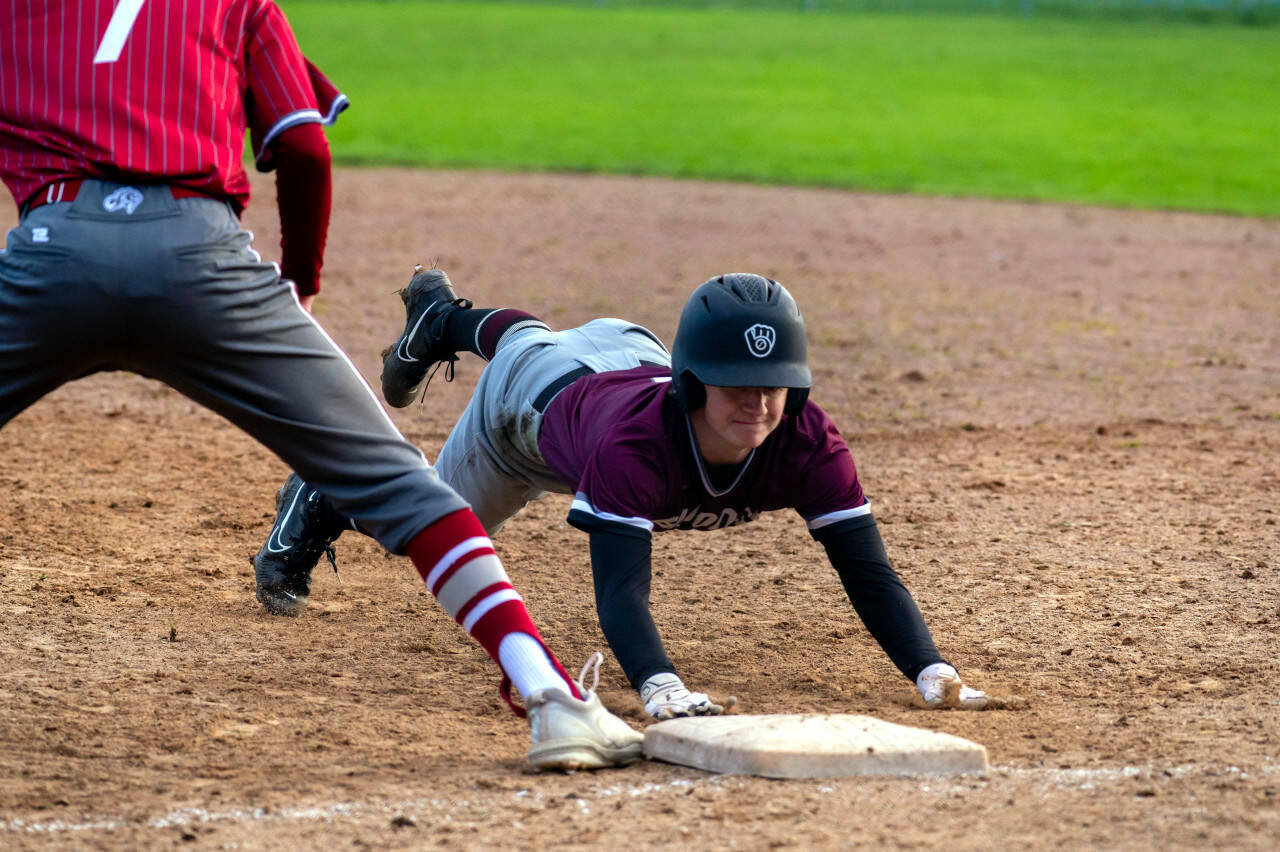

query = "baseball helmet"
[670,273,812,416]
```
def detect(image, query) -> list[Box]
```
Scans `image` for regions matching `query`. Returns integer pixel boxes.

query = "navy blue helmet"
[670,273,811,416]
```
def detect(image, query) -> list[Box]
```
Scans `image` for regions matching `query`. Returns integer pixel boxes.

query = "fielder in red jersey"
[1,0,345,298]
[0,0,643,771]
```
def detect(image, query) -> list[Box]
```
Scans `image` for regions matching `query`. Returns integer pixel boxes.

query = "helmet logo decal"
[744,324,777,358]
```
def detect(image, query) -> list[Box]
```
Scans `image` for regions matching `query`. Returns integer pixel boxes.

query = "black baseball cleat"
[253,473,348,616]
[379,265,472,407]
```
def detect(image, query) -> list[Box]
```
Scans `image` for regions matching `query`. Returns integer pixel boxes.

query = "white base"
[643,714,989,779]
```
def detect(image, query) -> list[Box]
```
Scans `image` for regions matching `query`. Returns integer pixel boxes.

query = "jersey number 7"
[94,0,148,65]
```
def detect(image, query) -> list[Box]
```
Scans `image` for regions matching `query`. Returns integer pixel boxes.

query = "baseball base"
[643,714,989,779]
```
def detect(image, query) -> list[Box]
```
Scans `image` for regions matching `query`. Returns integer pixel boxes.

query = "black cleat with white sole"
[379,265,472,407]
[253,473,348,616]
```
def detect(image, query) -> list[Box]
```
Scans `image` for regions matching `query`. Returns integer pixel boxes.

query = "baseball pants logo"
[744,323,777,357]
[103,186,144,214]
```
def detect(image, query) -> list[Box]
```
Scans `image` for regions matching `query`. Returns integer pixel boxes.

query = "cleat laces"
[411,297,471,407]
[416,356,457,408]
[281,491,343,582]
[576,651,603,698]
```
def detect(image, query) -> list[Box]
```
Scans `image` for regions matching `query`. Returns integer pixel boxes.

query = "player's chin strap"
[499,652,602,718]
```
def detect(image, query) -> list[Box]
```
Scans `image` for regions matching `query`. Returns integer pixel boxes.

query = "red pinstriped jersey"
[0,0,346,212]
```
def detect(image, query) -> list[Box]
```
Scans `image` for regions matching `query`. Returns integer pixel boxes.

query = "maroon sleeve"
[571,437,670,534]
[790,404,867,527]
[241,3,347,297]
[273,123,331,297]
[244,3,322,169]
[304,59,350,124]
[253,56,349,173]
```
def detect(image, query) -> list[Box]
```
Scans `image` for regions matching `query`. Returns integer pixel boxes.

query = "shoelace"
[412,297,472,407]
[576,651,603,698]
[285,540,338,585]
[415,356,457,407]
[299,493,342,580]
[498,650,605,720]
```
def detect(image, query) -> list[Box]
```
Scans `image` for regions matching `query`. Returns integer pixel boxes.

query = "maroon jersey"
[0,0,346,211]
[538,367,869,536]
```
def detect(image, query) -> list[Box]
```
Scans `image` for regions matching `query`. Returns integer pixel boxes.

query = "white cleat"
[526,653,644,771]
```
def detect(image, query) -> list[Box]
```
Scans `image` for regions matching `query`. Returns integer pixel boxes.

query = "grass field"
[449,0,1280,25]
[283,1,1280,217]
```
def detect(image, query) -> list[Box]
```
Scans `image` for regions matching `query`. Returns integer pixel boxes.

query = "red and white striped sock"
[406,509,581,712]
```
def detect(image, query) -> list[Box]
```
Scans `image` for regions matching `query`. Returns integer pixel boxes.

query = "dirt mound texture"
[2,169,1277,849]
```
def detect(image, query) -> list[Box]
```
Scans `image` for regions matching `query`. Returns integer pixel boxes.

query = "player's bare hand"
[640,673,725,720]
[916,662,989,710]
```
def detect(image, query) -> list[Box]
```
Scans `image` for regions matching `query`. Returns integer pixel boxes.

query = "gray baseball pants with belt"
[436,319,671,535]
[0,180,466,553]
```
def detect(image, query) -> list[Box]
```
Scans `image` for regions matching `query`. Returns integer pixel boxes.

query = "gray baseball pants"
[0,180,466,554]
[436,319,671,535]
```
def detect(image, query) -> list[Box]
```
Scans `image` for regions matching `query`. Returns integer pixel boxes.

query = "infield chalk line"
[4,762,1277,836]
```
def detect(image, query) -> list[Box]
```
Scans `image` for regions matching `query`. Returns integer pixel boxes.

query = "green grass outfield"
[284,1,1280,217]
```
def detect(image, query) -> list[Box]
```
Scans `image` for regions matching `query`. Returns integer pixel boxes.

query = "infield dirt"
[1,169,1277,849]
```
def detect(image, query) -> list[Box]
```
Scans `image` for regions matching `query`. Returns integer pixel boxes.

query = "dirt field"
[1,169,1277,850]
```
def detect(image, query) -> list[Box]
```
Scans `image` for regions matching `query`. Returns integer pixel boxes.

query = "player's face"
[691,385,788,464]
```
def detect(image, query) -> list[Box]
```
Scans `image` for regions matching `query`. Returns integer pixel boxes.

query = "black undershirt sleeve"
[580,524,676,689]
[813,515,946,682]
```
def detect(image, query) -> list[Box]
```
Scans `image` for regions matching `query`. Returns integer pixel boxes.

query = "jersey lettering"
[94,0,148,65]
[538,368,866,536]
[652,505,759,532]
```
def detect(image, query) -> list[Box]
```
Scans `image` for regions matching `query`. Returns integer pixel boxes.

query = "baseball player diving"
[0,0,644,771]
[253,269,991,719]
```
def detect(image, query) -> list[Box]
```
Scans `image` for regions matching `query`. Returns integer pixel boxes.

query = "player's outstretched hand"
[640,673,725,720]
[916,662,989,710]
